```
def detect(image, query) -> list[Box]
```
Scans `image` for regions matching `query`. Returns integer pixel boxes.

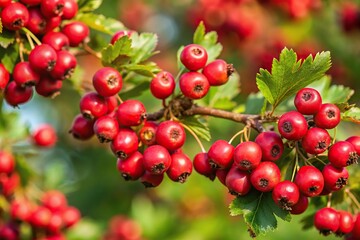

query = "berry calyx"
[50,50,77,80]
[117,151,145,181]
[294,88,322,115]
[41,0,65,18]
[155,120,186,151]
[32,124,57,147]
[193,152,216,180]
[179,72,210,99]
[180,44,208,71]
[93,67,123,97]
[202,59,234,86]
[322,164,349,192]
[207,139,234,169]
[294,165,324,197]
[314,207,339,236]
[250,161,281,192]
[143,145,171,175]
[301,127,331,155]
[233,141,262,171]
[1,2,29,31]
[150,71,176,99]
[346,135,360,155]
[272,180,300,211]
[139,121,158,146]
[328,141,358,168]
[278,110,308,140]
[314,103,341,129]
[166,153,193,183]
[117,100,146,127]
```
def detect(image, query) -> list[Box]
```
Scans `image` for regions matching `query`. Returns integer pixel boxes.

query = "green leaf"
[181,116,211,142]
[342,106,360,123]
[212,98,236,110]
[76,13,125,35]
[77,0,102,13]
[101,36,132,67]
[122,63,160,77]
[230,190,291,237]
[130,33,159,64]
[121,81,149,100]
[0,43,19,72]
[300,212,315,230]
[67,66,84,92]
[15,155,35,187]
[243,92,265,114]
[256,48,331,112]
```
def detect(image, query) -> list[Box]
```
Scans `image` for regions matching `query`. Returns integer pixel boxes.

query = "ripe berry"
[62,21,90,47]
[322,164,349,192]
[48,213,63,233]
[225,167,251,196]
[62,206,81,228]
[1,2,29,31]
[155,121,186,151]
[234,141,262,171]
[10,200,32,222]
[294,88,322,115]
[216,168,229,186]
[19,0,42,6]
[179,72,210,99]
[314,207,339,236]
[30,206,52,228]
[93,115,119,143]
[272,180,300,211]
[69,114,94,140]
[42,190,67,212]
[139,121,157,146]
[32,124,57,147]
[41,0,65,18]
[150,71,176,99]
[346,136,360,155]
[250,161,281,192]
[116,100,146,127]
[27,7,46,35]
[0,151,15,174]
[0,0,11,8]
[202,59,234,86]
[180,44,208,71]
[92,67,122,97]
[143,145,171,175]
[4,81,33,107]
[294,165,324,197]
[167,153,192,183]
[111,128,139,160]
[29,44,57,72]
[106,96,119,113]
[301,127,331,154]
[254,131,284,161]
[0,63,10,90]
[314,103,341,129]
[35,76,63,97]
[62,0,78,19]
[193,152,216,180]
[278,111,308,140]
[352,214,360,239]
[0,172,20,196]
[50,50,77,80]
[13,61,40,87]
[290,195,309,215]
[110,30,134,44]
[44,15,61,33]
[80,92,108,119]
[0,224,19,239]
[207,140,234,169]
[117,151,145,181]
[140,171,164,188]
[42,32,69,51]
[337,210,354,235]
[328,141,358,168]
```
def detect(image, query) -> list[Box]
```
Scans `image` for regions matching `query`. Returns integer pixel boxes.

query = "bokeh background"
[6,0,360,239]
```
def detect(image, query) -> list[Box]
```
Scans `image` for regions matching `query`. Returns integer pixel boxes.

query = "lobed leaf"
[342,106,360,123]
[0,44,19,73]
[130,33,159,64]
[76,13,125,35]
[122,64,160,77]
[0,30,15,49]
[181,116,211,142]
[101,36,132,67]
[77,0,103,13]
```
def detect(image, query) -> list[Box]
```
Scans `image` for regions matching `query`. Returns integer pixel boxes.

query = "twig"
[83,43,102,59]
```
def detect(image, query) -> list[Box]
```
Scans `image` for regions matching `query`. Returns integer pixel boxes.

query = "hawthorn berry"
[0,224,18,240]
[32,124,57,147]
[42,190,68,212]
[13,61,40,87]
[140,171,164,188]
[250,161,281,192]
[62,0,78,19]
[278,110,308,140]
[10,200,32,222]
[0,63,10,90]
[93,115,119,143]
[110,30,134,44]
[322,164,349,192]
[336,210,355,235]
[193,152,216,180]
[272,180,300,211]
[202,59,234,86]
[254,131,284,161]
[110,128,139,160]
[328,141,358,168]
[105,96,119,113]
[29,44,57,72]
[234,141,262,171]
[62,21,90,47]
[27,7,47,35]
[143,145,172,175]
[48,213,64,233]
[155,121,186,151]
[0,151,16,174]
[0,172,20,196]
[352,214,360,239]
[150,71,176,99]
[69,114,94,140]
[30,206,52,228]
[35,76,63,97]
[1,2,29,31]
[294,165,324,197]
[41,0,65,18]
[116,100,146,127]
[180,44,208,71]
[166,153,193,183]
[314,207,340,236]
[314,103,341,129]
[62,206,81,228]
[139,121,158,146]
[294,88,322,115]
[44,15,61,33]
[290,195,309,215]
[225,167,251,196]
[50,50,77,80]
[4,81,33,107]
[0,0,11,8]
[80,92,108,119]
[207,139,234,169]
[179,72,210,99]
[346,135,360,155]
[301,127,331,154]
[92,67,122,97]
[216,168,229,186]
[19,0,42,6]
[117,151,145,181]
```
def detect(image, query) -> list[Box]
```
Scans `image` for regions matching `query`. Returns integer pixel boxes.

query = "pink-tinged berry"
[50,50,77,80]
[42,31,70,51]
[180,44,208,71]
[62,0,78,19]
[93,115,119,143]
[290,195,309,215]
[322,164,349,192]
[80,92,108,120]
[29,44,57,72]
[140,171,164,188]
[272,180,300,211]
[35,76,63,97]
[110,30,134,44]
[346,136,360,155]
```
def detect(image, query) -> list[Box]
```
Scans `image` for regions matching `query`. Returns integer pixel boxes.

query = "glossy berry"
[110,30,134,44]
[150,71,176,99]
[193,152,215,180]
[27,7,46,35]
[294,165,324,197]
[167,153,192,183]
[314,207,339,236]
[1,2,29,31]
[117,151,145,181]
[179,72,210,99]
[29,44,57,72]
[290,195,309,215]
[19,0,42,5]
[62,0,78,19]
[155,121,186,151]
[180,44,208,71]
[250,161,281,192]
[328,141,358,168]
[42,190,68,212]
[4,81,33,107]
[140,171,164,188]
[62,21,90,47]
[143,145,171,175]
[207,139,234,169]
[35,76,63,97]
[111,128,139,160]
[92,67,122,97]
[272,180,300,211]
[0,63,10,90]
[0,224,18,239]
[13,61,40,87]
[254,131,284,161]
[202,59,234,86]
[314,103,341,129]
[0,151,16,174]
[139,121,157,146]
[0,0,11,8]
[10,200,32,222]
[225,167,251,196]
[44,15,61,33]
[278,110,308,140]
[301,127,331,154]
[234,141,262,171]
[216,168,229,186]
[294,88,322,115]
[80,92,108,119]
[106,96,119,113]
[32,124,57,147]
[50,50,77,79]
[69,114,94,140]
[30,206,52,228]
[93,115,119,143]
[322,164,349,192]
[346,136,360,155]
[62,206,81,228]
[337,210,354,235]
[117,100,146,126]
[41,0,65,18]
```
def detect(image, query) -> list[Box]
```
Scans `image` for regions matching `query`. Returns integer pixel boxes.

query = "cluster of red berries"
[0,0,90,107]
[340,2,360,32]
[103,215,142,240]
[259,0,321,19]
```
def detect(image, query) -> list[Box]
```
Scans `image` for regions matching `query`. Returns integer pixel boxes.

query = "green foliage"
[101,36,132,66]
[230,190,291,237]
[181,116,211,142]
[0,30,15,48]
[130,33,159,64]
[76,13,125,35]
[77,0,103,13]
[15,155,35,187]
[256,48,331,113]
[342,106,360,123]
[0,43,19,73]
[121,81,149,100]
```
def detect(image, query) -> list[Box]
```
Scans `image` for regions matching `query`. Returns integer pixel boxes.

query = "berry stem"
[228,127,248,144]
[21,27,42,45]
[180,122,206,153]
[327,192,332,208]
[345,188,360,210]
[15,32,25,62]
[116,95,123,104]
[83,43,102,59]
[290,154,299,182]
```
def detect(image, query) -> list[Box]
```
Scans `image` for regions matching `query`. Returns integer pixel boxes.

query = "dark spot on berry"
[194,84,204,93]
[335,177,348,189]
[170,129,180,140]
[309,186,318,193]
[151,163,165,174]
[55,4,64,15]
[319,229,332,236]
[208,159,219,169]
[141,113,147,121]
[117,151,128,160]
[302,92,312,101]
[13,19,23,28]
[47,60,56,72]
[142,181,155,188]
[271,146,280,157]
[192,47,202,56]
[326,110,335,119]
[121,173,131,181]
[227,64,235,77]
[177,172,190,183]
[282,121,293,133]
[279,197,292,211]
[347,152,359,165]
[239,160,251,170]
[315,140,328,150]
[82,111,94,120]
[97,134,111,143]
[107,75,118,86]
[259,178,269,187]
[64,68,75,79]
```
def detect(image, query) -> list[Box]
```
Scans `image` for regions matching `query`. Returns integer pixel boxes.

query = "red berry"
[155,120,186,151]
[179,72,210,99]
[0,224,19,239]
[1,2,29,31]
[117,151,145,181]
[0,172,20,196]
[20,0,42,6]
[140,171,164,188]
[314,103,341,129]
[30,206,52,228]
[139,121,157,146]
[105,96,119,113]
[29,44,57,72]
[216,168,229,186]
[62,206,81,228]
[92,67,122,97]
[116,100,146,127]
[328,141,358,168]
[352,214,360,239]
[0,0,11,8]
[111,128,139,160]
[35,76,63,97]
[225,166,251,196]
[314,207,339,236]
[254,131,284,161]
[167,153,193,183]
[4,81,33,107]
[294,165,324,197]
[62,0,78,19]
[32,124,57,147]
[69,114,94,140]
[50,50,77,79]
[0,151,15,174]
[294,88,322,115]
[207,139,234,169]
[180,44,208,71]
[80,92,108,119]
[301,127,331,154]
[337,210,354,235]
[110,30,134,44]
[250,161,281,192]
[202,59,234,86]
[48,213,64,233]
[143,145,171,175]
[234,141,262,171]
[42,31,70,51]
[62,21,89,47]
[193,152,216,180]
[27,7,46,35]
[10,199,32,221]
[13,61,40,87]
[93,115,119,143]
[278,110,308,140]
[272,180,300,211]
[290,195,309,215]
[41,190,68,212]
[150,71,176,99]
[322,164,349,192]
[41,0,65,18]
[346,136,360,155]
[0,63,10,90]
[44,15,61,33]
